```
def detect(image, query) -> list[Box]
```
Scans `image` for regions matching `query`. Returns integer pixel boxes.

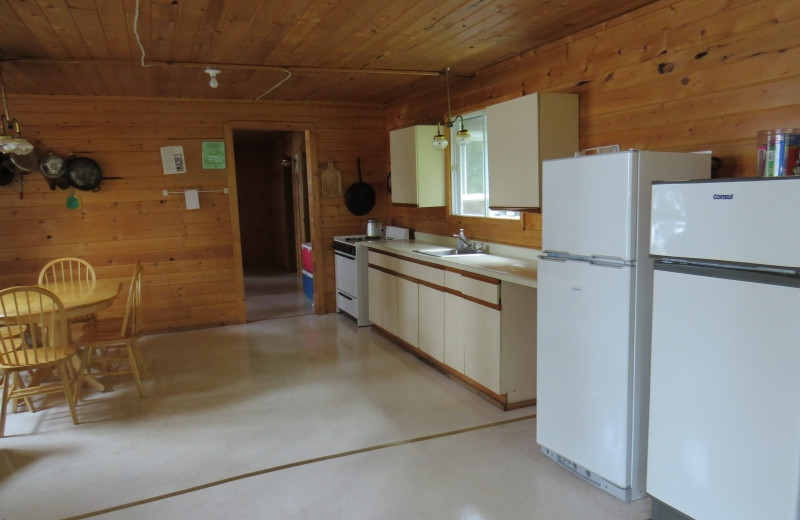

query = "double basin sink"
[413,248,486,258]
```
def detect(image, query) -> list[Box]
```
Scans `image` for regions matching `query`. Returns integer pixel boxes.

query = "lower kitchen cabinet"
[367,266,397,333]
[396,277,419,347]
[419,284,445,362]
[367,247,536,408]
[463,298,502,394]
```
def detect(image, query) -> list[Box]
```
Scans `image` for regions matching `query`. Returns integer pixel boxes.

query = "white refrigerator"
[536,150,710,502]
[647,176,800,520]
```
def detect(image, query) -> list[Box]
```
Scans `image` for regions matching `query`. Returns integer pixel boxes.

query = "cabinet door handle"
[337,291,353,301]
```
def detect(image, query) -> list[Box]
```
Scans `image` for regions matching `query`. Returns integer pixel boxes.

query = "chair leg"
[1,372,10,438]
[58,359,79,425]
[130,340,147,380]
[10,372,36,413]
[126,342,144,398]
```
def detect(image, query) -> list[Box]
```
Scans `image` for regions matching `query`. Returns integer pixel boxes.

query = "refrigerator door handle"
[588,255,634,268]
[541,251,590,262]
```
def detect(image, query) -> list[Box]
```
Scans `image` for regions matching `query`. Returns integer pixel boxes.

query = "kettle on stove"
[366,218,382,239]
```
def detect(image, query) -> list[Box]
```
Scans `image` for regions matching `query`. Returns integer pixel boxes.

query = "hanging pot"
[66,156,103,191]
[3,150,39,176]
[344,157,375,216]
[40,152,71,190]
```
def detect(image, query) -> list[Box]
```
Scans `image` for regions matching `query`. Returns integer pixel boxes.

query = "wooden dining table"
[0,279,122,321]
[1,279,122,392]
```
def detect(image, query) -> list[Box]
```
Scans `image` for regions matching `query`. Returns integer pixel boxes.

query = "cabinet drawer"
[398,260,444,286]
[460,276,500,305]
[368,250,400,271]
[336,290,358,317]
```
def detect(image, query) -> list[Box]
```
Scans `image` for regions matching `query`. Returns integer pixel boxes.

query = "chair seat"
[0,344,77,369]
[80,317,136,344]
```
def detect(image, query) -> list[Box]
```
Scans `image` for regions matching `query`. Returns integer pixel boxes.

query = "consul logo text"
[713,193,734,200]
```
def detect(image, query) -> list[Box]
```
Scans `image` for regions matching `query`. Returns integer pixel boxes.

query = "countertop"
[362,239,538,288]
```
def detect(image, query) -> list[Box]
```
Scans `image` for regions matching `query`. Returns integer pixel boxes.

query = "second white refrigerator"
[536,150,709,501]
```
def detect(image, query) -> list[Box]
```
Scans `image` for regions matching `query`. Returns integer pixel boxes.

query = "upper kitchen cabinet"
[487,93,578,210]
[389,125,446,207]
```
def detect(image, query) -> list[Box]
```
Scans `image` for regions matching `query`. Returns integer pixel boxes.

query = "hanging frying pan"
[344,157,375,216]
[66,155,103,191]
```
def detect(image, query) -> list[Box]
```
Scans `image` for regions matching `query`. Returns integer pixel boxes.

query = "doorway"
[232,130,314,322]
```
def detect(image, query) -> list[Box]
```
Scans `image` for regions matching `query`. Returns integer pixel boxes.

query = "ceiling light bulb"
[205,67,221,88]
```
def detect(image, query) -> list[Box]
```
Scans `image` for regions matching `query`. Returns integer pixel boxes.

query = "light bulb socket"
[205,67,221,88]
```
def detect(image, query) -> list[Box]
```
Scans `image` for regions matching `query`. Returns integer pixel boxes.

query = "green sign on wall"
[202,141,227,169]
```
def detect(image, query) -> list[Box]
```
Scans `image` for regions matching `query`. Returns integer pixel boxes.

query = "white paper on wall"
[184,189,200,210]
[161,145,187,174]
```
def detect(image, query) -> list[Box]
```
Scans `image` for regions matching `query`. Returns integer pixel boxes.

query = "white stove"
[333,235,375,326]
[333,227,409,326]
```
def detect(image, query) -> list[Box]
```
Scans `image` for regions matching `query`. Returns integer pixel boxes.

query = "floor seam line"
[60,414,536,520]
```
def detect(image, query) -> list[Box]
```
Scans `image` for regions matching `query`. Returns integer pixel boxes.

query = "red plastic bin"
[301,242,313,273]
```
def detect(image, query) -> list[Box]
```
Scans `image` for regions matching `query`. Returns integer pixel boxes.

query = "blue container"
[302,270,314,300]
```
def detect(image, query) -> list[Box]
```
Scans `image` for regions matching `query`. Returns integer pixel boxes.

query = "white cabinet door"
[418,285,445,361]
[396,277,419,347]
[443,292,464,372]
[487,93,578,210]
[382,272,398,336]
[368,267,397,334]
[463,299,501,394]
[367,266,383,327]
[389,125,445,207]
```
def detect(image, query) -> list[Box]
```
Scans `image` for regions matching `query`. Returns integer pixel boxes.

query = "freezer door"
[542,152,636,259]
[537,257,635,488]
[648,267,800,520]
[650,176,800,267]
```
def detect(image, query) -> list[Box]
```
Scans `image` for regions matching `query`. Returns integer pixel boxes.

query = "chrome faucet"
[453,228,475,252]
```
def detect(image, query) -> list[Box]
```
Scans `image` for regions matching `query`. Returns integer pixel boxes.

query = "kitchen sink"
[413,248,486,257]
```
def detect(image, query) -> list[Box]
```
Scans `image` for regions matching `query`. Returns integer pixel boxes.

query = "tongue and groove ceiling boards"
[0,0,659,104]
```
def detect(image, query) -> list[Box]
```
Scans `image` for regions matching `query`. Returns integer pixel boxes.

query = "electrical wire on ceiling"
[255,69,292,101]
[133,0,151,68]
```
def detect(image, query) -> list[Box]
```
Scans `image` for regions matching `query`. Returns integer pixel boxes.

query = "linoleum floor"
[0,295,651,519]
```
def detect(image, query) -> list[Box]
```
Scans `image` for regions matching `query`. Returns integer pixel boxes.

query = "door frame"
[224,121,324,322]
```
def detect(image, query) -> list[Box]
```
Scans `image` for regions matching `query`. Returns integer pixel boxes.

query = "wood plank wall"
[385,0,800,250]
[0,98,388,332]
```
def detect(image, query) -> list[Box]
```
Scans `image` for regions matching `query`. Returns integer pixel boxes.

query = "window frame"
[449,111,520,220]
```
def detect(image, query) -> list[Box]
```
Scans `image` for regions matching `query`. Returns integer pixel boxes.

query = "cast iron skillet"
[66,156,103,191]
[344,157,375,216]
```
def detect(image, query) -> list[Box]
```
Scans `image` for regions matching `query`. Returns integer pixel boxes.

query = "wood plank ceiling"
[0,0,659,105]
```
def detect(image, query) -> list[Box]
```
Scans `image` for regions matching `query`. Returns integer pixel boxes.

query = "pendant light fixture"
[0,68,34,155]
[205,67,221,88]
[431,67,471,150]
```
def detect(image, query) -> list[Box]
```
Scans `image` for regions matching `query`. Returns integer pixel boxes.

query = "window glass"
[451,112,520,219]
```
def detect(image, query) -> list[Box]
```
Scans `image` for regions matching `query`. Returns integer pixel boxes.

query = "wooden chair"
[38,257,96,285]
[0,286,80,437]
[39,257,97,326]
[77,264,145,398]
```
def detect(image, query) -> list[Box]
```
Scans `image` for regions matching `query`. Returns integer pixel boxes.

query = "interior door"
[537,257,635,488]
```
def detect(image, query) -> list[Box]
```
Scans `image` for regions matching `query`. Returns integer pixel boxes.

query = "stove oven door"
[334,250,358,317]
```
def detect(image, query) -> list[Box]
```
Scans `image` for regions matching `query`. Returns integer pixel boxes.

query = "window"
[450,112,520,219]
